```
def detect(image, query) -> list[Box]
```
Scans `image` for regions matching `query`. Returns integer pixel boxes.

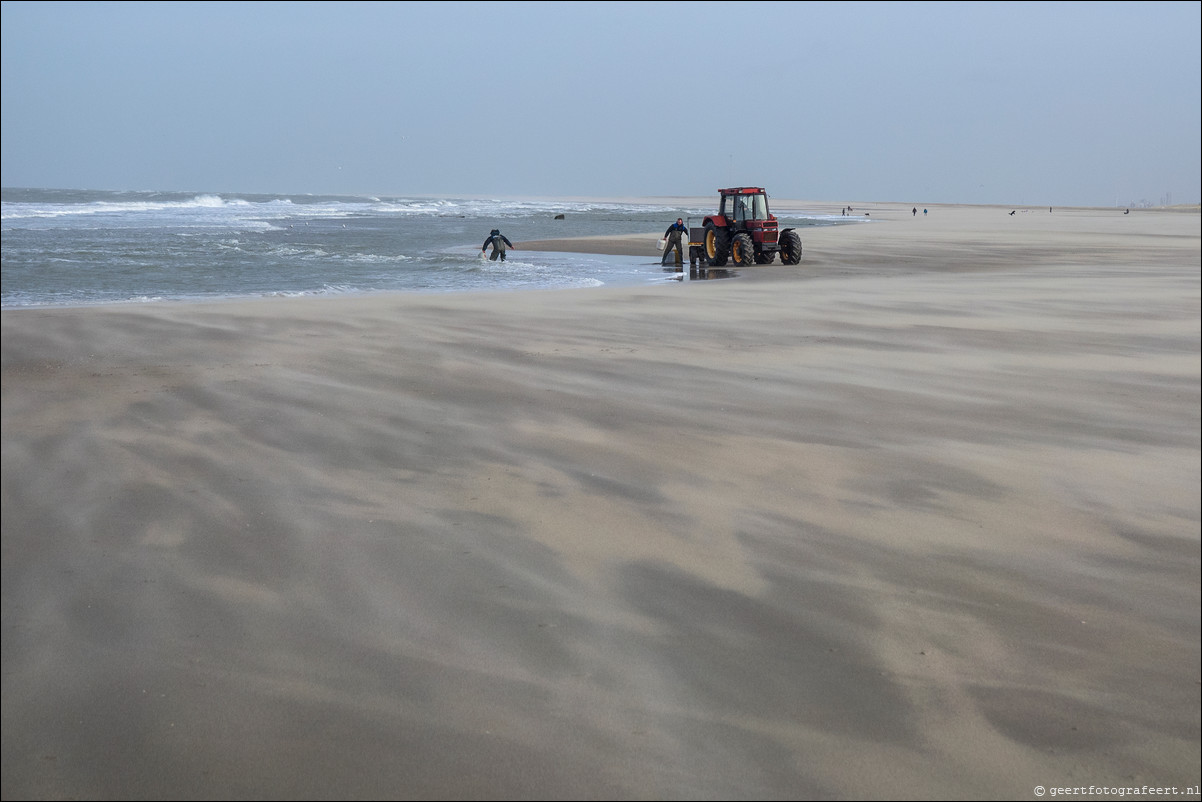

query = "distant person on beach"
[662,218,688,266]
[913,207,917,216]
[482,229,514,261]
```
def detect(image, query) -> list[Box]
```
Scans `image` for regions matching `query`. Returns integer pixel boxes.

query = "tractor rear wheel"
[779,229,802,265]
[705,225,730,266]
[731,233,755,265]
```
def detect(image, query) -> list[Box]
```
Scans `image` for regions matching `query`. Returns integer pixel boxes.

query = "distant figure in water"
[482,229,514,261]
[1010,210,1016,216]
[1124,208,1130,214]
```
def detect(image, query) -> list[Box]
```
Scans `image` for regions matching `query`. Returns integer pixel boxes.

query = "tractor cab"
[720,189,772,223]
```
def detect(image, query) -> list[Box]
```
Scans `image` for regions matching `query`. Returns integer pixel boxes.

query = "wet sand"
[3,201,1199,799]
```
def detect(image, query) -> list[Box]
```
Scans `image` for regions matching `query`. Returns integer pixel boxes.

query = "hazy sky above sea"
[3,1,1199,207]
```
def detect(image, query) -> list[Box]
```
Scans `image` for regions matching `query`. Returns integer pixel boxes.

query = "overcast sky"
[3,1,1199,206]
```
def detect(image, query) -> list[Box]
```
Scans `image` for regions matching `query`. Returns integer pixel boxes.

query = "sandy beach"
[3,201,1199,799]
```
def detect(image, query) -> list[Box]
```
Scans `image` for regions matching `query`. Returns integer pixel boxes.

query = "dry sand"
[3,201,1199,800]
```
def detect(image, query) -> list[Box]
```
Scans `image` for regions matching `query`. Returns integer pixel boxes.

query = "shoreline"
[517,201,1201,272]
[3,201,1199,799]
[4,200,1197,313]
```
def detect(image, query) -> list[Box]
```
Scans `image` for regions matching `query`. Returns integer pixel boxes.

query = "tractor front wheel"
[731,233,755,265]
[779,229,803,265]
[705,225,730,266]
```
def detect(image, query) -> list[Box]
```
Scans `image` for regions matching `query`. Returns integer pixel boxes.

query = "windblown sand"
[3,202,1199,799]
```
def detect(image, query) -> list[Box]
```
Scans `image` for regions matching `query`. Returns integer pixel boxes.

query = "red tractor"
[694,187,802,267]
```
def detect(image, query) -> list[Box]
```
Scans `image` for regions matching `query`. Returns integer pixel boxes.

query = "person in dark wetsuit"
[482,229,514,261]
[662,218,688,266]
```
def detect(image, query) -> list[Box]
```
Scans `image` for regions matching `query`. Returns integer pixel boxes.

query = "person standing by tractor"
[662,218,688,267]
[482,229,514,262]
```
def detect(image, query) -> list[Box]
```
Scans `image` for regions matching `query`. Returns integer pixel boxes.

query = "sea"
[1,188,845,309]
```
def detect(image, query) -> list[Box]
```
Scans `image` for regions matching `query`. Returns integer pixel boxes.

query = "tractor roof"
[718,187,766,195]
